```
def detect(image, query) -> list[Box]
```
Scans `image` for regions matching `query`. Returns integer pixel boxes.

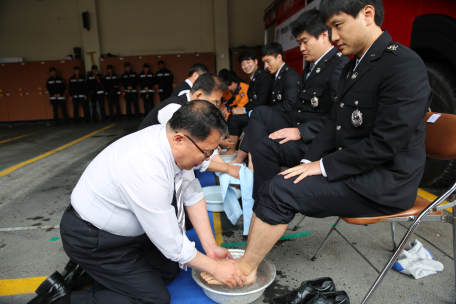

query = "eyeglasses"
[176,132,215,159]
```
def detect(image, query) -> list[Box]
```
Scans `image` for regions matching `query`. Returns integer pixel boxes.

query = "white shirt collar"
[275,63,286,79]
[186,92,191,102]
[312,46,334,67]
[185,78,193,88]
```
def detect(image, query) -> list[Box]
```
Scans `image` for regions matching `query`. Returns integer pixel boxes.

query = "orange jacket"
[225,82,249,117]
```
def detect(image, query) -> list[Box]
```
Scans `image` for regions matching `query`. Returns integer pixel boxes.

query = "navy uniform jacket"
[304,31,432,209]
[46,76,65,103]
[244,68,272,113]
[87,72,104,94]
[296,47,350,143]
[121,71,138,92]
[69,74,87,97]
[171,80,191,97]
[138,70,155,93]
[104,73,120,95]
[270,64,301,114]
[138,95,186,129]
[155,68,174,93]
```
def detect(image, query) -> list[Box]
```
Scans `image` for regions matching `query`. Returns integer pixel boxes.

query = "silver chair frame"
[292,187,456,303]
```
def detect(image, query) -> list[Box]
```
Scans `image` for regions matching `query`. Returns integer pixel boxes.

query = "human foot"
[201,264,257,286]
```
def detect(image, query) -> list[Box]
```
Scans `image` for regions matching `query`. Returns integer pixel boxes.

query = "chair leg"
[311,218,341,261]
[391,222,397,252]
[360,217,423,303]
[292,215,306,231]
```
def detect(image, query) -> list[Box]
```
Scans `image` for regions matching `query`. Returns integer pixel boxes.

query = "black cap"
[158,60,164,65]
[107,64,113,69]
[143,63,150,68]
[73,66,80,71]
[124,62,131,67]
[91,64,98,70]
[49,67,56,72]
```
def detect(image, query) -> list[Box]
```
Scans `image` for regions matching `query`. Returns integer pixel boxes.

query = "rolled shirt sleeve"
[181,170,205,207]
[116,172,197,265]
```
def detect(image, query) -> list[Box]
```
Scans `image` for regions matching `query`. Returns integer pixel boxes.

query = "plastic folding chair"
[294,112,456,303]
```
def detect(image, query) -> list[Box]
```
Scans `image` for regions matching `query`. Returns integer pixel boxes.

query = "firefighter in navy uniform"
[155,60,174,102]
[121,62,139,120]
[87,65,106,122]
[138,63,155,115]
[69,66,90,123]
[46,67,68,125]
[104,64,121,121]
[247,9,350,200]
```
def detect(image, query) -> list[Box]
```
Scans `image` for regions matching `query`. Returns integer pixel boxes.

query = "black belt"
[69,205,92,226]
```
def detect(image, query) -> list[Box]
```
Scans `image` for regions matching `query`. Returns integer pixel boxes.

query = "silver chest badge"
[311,96,319,108]
[277,94,282,101]
[351,109,363,127]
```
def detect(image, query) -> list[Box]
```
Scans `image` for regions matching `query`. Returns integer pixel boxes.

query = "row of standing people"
[45,60,174,124]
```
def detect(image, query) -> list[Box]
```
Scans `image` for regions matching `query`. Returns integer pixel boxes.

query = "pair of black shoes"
[27,261,93,304]
[271,277,350,304]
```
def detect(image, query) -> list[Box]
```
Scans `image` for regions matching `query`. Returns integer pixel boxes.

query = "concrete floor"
[0,121,455,304]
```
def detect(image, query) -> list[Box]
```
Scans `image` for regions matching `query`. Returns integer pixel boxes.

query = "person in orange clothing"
[220,72,249,155]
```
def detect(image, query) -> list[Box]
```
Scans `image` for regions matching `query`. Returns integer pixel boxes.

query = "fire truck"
[263,0,456,187]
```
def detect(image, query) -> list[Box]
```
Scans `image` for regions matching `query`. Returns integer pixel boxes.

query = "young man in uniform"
[87,65,106,122]
[69,66,89,124]
[230,43,301,165]
[104,64,121,121]
[156,60,174,102]
[171,63,209,97]
[247,8,350,200]
[138,63,155,115]
[121,62,139,120]
[46,67,68,125]
[201,3,432,303]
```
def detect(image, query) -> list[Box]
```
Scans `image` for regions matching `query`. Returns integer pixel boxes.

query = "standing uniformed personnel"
[104,64,121,121]
[121,62,139,120]
[87,65,106,122]
[234,43,301,164]
[46,67,69,125]
[155,60,174,102]
[138,63,155,115]
[247,9,350,200]
[69,66,90,123]
[200,1,433,295]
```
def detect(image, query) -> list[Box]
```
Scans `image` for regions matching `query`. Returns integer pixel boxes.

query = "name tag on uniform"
[427,113,441,124]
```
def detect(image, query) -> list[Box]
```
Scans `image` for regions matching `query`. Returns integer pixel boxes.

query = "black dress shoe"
[62,260,93,291]
[307,291,349,304]
[27,271,69,304]
[271,277,335,304]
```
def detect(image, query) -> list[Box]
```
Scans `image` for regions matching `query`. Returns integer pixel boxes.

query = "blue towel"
[218,164,254,235]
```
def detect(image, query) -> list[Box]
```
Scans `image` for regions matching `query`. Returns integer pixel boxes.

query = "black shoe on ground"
[271,277,335,304]
[27,271,69,304]
[62,260,94,291]
[306,291,349,304]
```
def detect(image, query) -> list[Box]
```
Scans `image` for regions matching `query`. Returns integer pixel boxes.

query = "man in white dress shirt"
[29,100,246,304]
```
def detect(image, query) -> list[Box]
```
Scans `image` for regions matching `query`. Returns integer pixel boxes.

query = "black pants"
[60,206,180,304]
[89,93,106,121]
[107,94,121,120]
[159,89,172,103]
[72,97,90,122]
[125,91,139,119]
[51,99,68,124]
[227,114,250,137]
[255,175,406,225]
[240,106,294,153]
[141,92,155,114]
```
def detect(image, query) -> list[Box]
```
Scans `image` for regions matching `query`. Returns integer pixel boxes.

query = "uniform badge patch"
[241,92,245,98]
[387,45,398,51]
[277,94,282,101]
[311,96,319,108]
[351,109,363,127]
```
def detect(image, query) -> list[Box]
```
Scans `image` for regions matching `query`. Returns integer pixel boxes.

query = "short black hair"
[168,100,228,141]
[320,0,384,27]
[222,72,238,87]
[218,69,230,78]
[261,43,284,59]
[191,73,227,96]
[291,8,330,41]
[238,51,257,64]
[188,63,209,77]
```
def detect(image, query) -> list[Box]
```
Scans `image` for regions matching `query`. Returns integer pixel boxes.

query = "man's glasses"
[176,132,215,159]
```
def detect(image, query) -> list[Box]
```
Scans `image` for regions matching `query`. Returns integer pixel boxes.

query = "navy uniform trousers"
[60,206,180,304]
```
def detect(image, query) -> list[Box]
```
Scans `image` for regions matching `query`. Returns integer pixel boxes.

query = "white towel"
[392,239,444,279]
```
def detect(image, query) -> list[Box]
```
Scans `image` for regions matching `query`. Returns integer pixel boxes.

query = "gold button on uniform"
[298,110,301,113]
[354,101,359,105]
[297,123,300,125]
[338,147,343,151]
[336,126,341,131]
